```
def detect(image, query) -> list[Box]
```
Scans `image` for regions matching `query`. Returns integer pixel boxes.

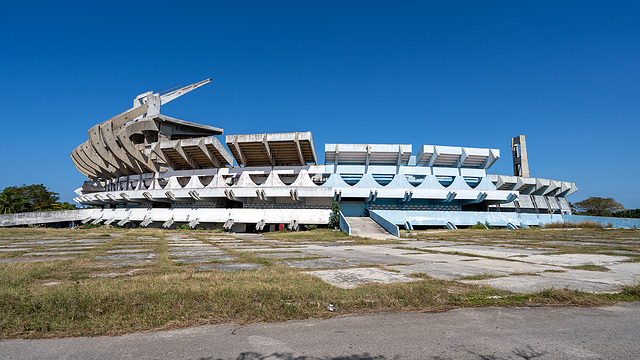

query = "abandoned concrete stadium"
[3,79,638,232]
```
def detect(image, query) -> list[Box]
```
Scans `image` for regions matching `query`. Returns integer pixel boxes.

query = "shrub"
[469,222,488,229]
[328,201,340,229]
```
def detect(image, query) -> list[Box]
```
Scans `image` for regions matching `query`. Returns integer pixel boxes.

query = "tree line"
[572,197,639,218]
[0,184,77,214]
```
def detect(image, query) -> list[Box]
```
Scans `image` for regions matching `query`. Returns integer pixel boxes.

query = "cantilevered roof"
[158,136,232,170]
[71,79,222,180]
[154,114,223,137]
[325,144,412,165]
[487,175,578,197]
[226,132,317,167]
[416,145,499,169]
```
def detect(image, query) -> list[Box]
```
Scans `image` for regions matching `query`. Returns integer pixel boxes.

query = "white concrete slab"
[305,268,419,289]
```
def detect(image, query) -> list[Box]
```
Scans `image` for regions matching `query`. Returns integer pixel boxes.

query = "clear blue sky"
[1,1,638,208]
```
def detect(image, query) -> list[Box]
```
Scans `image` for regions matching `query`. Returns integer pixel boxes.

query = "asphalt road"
[2,303,639,359]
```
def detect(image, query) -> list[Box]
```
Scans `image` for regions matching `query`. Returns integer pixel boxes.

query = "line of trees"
[572,197,639,218]
[0,184,77,214]
[610,209,640,219]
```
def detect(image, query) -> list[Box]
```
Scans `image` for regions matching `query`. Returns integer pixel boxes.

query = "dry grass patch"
[405,228,640,257]
[565,265,611,272]
[1,227,640,339]
[544,221,612,229]
[264,229,352,242]
[350,237,402,245]
[0,266,508,339]
[458,274,504,280]
[510,272,541,276]
[407,228,638,242]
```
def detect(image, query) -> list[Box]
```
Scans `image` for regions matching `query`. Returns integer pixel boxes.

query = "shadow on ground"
[202,345,547,360]
[204,353,396,360]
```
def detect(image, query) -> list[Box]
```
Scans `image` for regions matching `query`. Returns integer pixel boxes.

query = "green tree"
[20,184,60,211]
[58,202,79,211]
[328,201,341,229]
[0,190,26,214]
[612,209,640,219]
[573,197,624,217]
[0,184,64,213]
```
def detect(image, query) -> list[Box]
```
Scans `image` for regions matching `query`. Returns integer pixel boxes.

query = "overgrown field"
[404,227,640,262]
[0,227,639,339]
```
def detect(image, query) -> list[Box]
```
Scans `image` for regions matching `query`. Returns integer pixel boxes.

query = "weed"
[407,272,432,279]
[510,272,541,276]
[565,265,611,272]
[264,228,350,242]
[458,274,504,280]
[468,222,489,230]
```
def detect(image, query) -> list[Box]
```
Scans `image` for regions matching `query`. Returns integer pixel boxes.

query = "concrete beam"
[262,134,275,166]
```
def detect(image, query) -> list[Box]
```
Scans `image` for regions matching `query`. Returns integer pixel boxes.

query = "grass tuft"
[458,274,503,280]
[565,265,610,272]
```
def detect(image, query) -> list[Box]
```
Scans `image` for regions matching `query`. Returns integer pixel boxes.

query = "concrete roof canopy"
[226,132,317,167]
[158,137,232,170]
[324,144,412,165]
[416,145,499,169]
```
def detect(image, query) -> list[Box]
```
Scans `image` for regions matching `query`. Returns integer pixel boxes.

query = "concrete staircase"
[346,216,396,240]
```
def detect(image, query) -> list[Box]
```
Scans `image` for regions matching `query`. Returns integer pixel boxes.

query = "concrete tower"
[511,135,530,177]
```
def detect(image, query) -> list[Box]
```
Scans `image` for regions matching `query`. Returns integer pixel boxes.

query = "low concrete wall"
[370,210,400,237]
[520,213,565,226]
[373,210,520,227]
[372,210,544,228]
[0,209,96,227]
[369,210,640,229]
[3,208,637,229]
[339,211,351,235]
[563,215,640,228]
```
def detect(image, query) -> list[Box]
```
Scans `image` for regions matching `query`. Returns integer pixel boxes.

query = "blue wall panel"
[371,210,639,229]
[562,215,640,228]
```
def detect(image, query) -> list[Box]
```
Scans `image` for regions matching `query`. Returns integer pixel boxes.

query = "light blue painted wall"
[374,210,518,227]
[371,210,640,229]
[369,210,400,237]
[339,202,367,217]
[563,215,640,228]
[338,211,351,235]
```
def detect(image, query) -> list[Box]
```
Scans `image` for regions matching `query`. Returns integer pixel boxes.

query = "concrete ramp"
[346,217,397,240]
